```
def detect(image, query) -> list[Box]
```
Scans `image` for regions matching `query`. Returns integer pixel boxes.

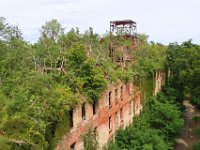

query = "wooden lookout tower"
[109,20,138,65]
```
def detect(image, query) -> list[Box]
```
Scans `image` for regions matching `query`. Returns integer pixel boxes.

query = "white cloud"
[0,0,199,44]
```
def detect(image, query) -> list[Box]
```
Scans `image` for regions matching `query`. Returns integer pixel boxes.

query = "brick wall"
[154,70,166,95]
[55,70,166,150]
[56,81,143,150]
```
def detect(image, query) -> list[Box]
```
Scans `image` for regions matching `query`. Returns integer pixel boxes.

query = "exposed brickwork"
[154,70,166,95]
[56,70,165,150]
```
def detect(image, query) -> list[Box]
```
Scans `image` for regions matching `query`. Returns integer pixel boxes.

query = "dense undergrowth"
[106,40,200,150]
[107,85,184,150]
[166,41,200,149]
[1,16,199,150]
[167,41,200,107]
[0,17,165,149]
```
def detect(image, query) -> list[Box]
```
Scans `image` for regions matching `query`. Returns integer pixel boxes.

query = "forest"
[0,17,200,150]
[107,40,200,150]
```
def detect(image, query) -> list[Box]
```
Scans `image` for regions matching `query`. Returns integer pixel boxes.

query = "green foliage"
[0,18,81,149]
[137,33,149,45]
[1,17,192,150]
[167,40,200,106]
[108,91,183,150]
[0,18,111,149]
[0,17,22,41]
[192,142,200,150]
[46,110,71,149]
[133,42,166,78]
[196,126,200,137]
[141,77,155,103]
[115,123,168,150]
[192,116,200,123]
[147,99,184,140]
[107,141,118,150]
[82,127,98,150]
[65,43,108,102]
[40,19,64,42]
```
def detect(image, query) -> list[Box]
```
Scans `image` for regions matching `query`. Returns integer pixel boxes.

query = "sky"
[0,0,200,44]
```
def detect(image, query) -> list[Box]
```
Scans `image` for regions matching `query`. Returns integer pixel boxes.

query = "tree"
[0,17,22,41]
[40,19,63,42]
[167,40,200,106]
[82,127,98,150]
[108,92,183,150]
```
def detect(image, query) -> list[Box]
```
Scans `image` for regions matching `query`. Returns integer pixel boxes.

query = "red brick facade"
[154,70,166,95]
[56,71,165,150]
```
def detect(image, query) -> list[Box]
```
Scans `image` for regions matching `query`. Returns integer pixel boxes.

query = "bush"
[196,126,200,137]
[192,142,200,150]
[192,116,200,123]
[108,92,183,150]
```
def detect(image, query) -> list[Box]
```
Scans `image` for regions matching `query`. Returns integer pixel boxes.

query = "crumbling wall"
[56,81,142,150]
[154,70,166,95]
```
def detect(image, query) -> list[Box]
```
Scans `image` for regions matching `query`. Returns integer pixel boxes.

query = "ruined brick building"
[57,81,142,150]
[55,20,166,150]
[56,73,165,150]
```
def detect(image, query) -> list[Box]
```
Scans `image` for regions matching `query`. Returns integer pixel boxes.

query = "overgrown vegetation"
[167,40,200,106]
[107,90,184,150]
[164,41,200,150]
[0,17,166,149]
[192,142,200,150]
[196,126,200,137]
[107,39,200,149]
[0,18,110,149]
[1,16,199,150]
[82,127,98,150]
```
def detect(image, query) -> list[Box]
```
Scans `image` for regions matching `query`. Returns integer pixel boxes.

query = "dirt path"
[174,100,200,150]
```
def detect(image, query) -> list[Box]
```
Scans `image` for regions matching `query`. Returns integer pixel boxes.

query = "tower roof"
[110,20,136,27]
